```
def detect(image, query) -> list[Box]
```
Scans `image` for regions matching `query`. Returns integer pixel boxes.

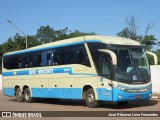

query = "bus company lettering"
[38,69,54,74]
[29,70,36,75]
[64,68,71,72]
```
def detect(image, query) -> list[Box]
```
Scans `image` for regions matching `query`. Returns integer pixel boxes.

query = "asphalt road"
[0,91,159,120]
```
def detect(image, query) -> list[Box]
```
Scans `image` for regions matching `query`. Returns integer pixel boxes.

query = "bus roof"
[4,35,141,56]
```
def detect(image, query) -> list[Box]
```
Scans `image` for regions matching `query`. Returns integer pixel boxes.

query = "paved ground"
[0,91,159,120]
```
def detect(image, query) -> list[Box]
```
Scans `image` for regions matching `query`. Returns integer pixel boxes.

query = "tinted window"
[88,43,112,77]
[3,52,42,69]
[3,44,90,69]
[99,54,111,79]
[53,44,91,67]
[3,55,19,69]
[42,50,52,66]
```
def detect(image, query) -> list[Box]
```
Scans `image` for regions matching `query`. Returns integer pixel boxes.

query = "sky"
[0,0,160,49]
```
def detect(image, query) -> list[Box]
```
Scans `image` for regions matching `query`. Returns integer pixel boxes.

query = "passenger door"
[97,54,113,101]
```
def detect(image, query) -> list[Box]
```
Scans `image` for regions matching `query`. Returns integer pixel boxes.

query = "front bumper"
[112,87,152,102]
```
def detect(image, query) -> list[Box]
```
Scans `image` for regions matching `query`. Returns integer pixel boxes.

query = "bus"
[2,35,157,108]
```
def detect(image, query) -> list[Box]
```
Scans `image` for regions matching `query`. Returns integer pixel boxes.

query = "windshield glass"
[110,45,150,84]
[87,43,151,84]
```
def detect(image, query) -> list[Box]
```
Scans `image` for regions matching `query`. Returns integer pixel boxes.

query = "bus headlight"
[118,94,123,99]
[117,86,126,91]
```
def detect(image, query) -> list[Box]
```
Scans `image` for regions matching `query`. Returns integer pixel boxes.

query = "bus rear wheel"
[15,88,24,102]
[85,88,98,108]
[24,88,33,103]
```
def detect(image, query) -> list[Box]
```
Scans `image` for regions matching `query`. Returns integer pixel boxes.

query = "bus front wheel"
[24,88,33,103]
[85,88,98,108]
[15,88,24,102]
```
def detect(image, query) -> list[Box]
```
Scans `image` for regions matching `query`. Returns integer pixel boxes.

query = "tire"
[24,88,33,103]
[15,88,24,102]
[117,101,129,106]
[85,88,98,108]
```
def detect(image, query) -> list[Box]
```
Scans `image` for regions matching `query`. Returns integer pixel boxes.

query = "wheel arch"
[82,85,98,100]
[14,85,20,96]
[22,85,32,96]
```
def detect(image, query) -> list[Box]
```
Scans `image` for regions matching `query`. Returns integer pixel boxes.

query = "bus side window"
[18,57,22,68]
[70,46,78,64]
[25,57,29,68]
[53,49,58,65]
[64,47,71,64]
[42,50,52,66]
[21,56,26,68]
[32,53,42,67]
[99,54,111,79]
[69,48,74,64]
[47,52,51,66]
[37,53,42,67]
[73,44,91,67]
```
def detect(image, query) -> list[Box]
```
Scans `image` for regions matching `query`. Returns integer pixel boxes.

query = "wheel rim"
[25,92,30,100]
[88,94,94,103]
[17,91,22,99]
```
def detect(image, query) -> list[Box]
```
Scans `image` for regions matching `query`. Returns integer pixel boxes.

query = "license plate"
[135,95,141,98]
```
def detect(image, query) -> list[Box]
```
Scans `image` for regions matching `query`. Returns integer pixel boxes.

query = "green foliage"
[117,15,158,52]
[116,27,138,41]
[68,30,96,38]
[35,26,96,44]
[141,35,157,50]
[27,35,40,48]
[36,25,57,44]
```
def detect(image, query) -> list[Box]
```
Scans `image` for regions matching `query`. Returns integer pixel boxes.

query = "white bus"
[2,35,156,108]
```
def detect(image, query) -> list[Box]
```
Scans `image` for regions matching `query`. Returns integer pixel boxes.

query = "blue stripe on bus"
[3,87,152,101]
[16,70,30,76]
[2,72,14,76]
[3,88,15,97]
[4,39,102,56]
[3,87,82,99]
[32,88,82,99]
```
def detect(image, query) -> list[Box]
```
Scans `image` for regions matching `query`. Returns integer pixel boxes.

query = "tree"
[55,27,70,41]
[141,35,157,50]
[0,37,14,53]
[27,35,40,48]
[141,23,157,50]
[68,29,96,38]
[35,25,96,43]
[13,33,26,50]
[36,25,57,44]
[117,15,157,51]
[117,15,139,40]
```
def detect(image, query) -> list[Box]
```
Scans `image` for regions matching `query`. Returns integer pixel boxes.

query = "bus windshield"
[110,45,150,84]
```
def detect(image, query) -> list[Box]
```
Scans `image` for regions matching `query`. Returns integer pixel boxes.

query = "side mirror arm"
[98,49,117,65]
